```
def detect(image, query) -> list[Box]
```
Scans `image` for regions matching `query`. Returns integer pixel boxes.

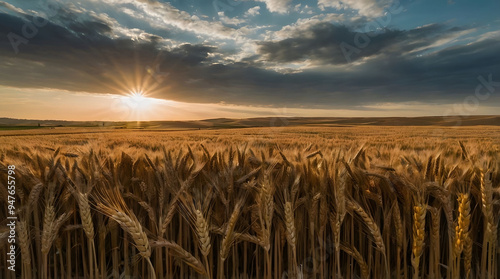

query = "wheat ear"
[152,240,207,275]
[347,199,385,252]
[94,187,155,279]
[195,209,211,257]
[220,201,243,261]
[17,220,32,279]
[411,202,426,279]
[455,193,471,277]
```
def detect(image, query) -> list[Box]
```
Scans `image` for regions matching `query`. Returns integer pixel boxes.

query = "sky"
[0,0,499,121]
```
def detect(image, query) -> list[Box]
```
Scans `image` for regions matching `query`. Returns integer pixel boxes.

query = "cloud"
[265,13,363,41]
[294,4,314,15]
[0,10,217,95]
[98,0,240,40]
[0,3,499,111]
[218,11,246,26]
[318,0,394,18]
[244,6,261,17]
[0,1,25,14]
[256,0,292,14]
[257,22,471,65]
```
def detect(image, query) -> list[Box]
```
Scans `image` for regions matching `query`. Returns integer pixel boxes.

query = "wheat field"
[0,126,499,278]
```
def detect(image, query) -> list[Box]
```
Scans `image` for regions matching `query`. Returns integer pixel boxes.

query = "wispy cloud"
[244,6,261,17]
[100,0,240,40]
[318,0,394,18]
[256,0,293,14]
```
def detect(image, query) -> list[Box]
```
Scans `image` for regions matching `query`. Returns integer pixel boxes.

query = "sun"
[129,91,147,103]
[113,90,175,121]
[116,91,165,121]
[121,91,154,111]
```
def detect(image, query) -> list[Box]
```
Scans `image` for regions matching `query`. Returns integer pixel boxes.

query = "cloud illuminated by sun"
[115,91,166,121]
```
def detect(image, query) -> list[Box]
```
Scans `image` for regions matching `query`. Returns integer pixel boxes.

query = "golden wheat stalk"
[480,170,497,279]
[93,187,155,279]
[220,201,243,261]
[152,240,207,275]
[284,201,297,276]
[340,243,369,278]
[411,201,426,279]
[454,192,471,278]
[347,199,385,253]
[347,198,388,278]
[17,220,32,277]
[195,209,212,257]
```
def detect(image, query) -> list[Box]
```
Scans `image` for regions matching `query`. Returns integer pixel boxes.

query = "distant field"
[1,115,500,131]
[0,126,43,131]
[0,126,498,278]
[1,126,499,152]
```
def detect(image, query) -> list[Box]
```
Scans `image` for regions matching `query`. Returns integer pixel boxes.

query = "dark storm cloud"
[173,34,500,107]
[170,44,217,66]
[257,22,467,65]
[0,9,218,94]
[0,7,499,109]
[257,23,400,64]
[67,20,112,36]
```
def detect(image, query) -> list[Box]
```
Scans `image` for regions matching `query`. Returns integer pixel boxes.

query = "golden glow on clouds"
[1,87,499,121]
